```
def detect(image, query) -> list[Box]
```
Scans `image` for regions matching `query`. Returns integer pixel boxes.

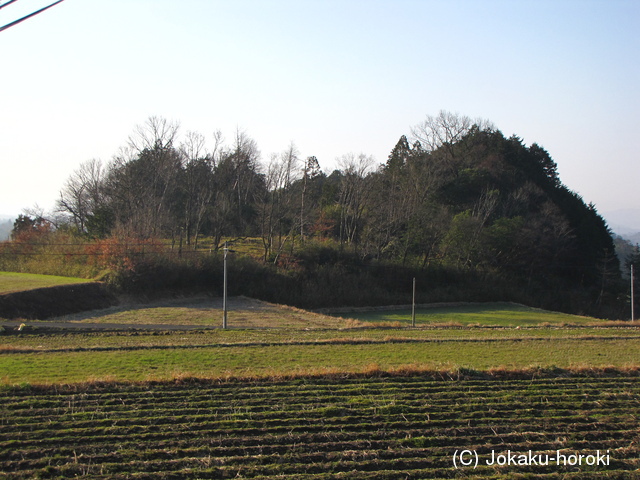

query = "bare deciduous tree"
[300,155,321,241]
[411,110,492,152]
[106,117,183,237]
[259,143,301,262]
[337,153,375,248]
[56,158,105,233]
[180,131,213,247]
[128,116,180,153]
[411,110,494,176]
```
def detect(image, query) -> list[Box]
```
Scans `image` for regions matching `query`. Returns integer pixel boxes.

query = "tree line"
[17,111,624,316]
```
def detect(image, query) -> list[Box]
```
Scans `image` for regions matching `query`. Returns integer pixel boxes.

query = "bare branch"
[128,116,180,153]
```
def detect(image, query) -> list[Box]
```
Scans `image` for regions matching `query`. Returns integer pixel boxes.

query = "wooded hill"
[9,112,628,318]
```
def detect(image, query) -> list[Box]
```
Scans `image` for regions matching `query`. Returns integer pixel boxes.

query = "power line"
[0,1,21,11]
[0,0,65,33]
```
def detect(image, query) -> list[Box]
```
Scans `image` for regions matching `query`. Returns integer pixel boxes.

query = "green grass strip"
[2,338,640,385]
[342,303,596,326]
[3,327,640,352]
[0,271,89,294]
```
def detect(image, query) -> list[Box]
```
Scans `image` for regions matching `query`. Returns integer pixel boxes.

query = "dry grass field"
[53,295,346,328]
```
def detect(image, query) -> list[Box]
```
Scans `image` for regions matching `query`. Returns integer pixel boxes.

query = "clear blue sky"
[1,0,639,227]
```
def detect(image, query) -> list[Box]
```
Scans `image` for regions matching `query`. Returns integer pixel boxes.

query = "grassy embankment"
[326,302,599,327]
[0,271,89,294]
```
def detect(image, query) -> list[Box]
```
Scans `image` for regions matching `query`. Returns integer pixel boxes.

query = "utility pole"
[411,277,416,327]
[632,264,635,322]
[222,242,228,329]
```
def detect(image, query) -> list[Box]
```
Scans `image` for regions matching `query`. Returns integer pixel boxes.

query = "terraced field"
[1,372,639,479]
[3,327,640,384]
[335,303,598,327]
[0,272,89,294]
[2,287,640,479]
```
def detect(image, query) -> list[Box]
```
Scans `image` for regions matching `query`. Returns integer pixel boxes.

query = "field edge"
[4,364,640,391]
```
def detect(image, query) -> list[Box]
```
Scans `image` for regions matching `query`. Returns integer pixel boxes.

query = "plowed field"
[2,372,639,479]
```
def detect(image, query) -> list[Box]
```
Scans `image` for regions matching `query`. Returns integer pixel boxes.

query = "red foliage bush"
[84,236,165,272]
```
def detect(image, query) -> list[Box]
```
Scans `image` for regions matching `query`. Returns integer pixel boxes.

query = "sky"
[1,0,639,230]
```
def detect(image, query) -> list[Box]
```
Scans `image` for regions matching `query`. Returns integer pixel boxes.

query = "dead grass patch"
[53,295,347,329]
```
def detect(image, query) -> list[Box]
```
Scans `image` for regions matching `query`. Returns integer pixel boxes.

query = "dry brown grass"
[342,318,403,328]
[146,363,640,386]
[54,295,347,329]
[590,320,640,327]
[14,362,640,390]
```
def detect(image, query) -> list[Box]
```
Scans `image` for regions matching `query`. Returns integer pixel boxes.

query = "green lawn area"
[0,271,89,294]
[341,302,596,326]
[3,298,640,385]
[2,336,639,384]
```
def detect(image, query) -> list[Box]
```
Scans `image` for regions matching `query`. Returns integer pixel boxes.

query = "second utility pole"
[223,242,228,329]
